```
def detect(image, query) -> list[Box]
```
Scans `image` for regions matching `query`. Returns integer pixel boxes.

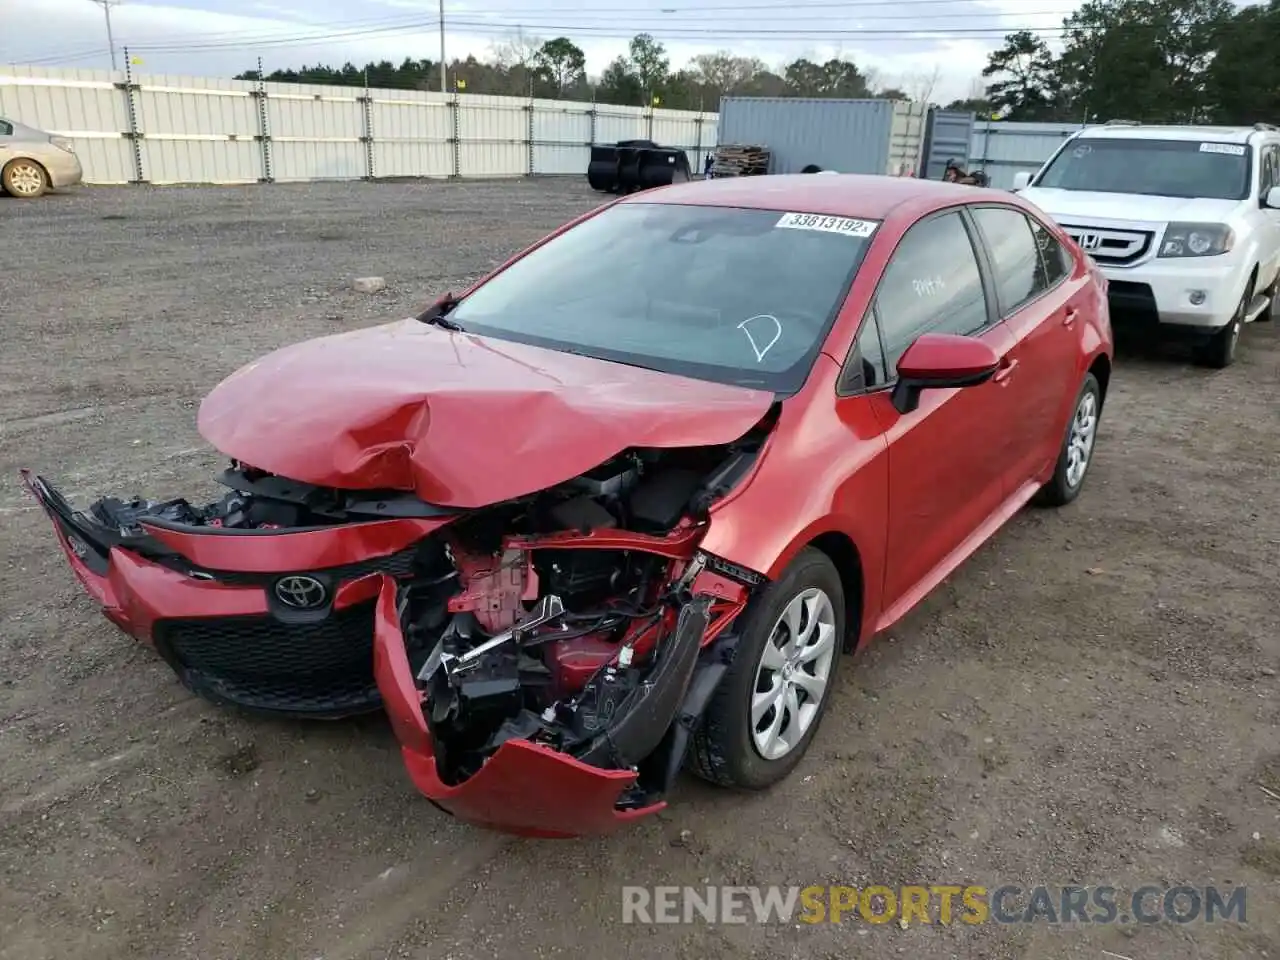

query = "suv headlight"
[1158,222,1233,258]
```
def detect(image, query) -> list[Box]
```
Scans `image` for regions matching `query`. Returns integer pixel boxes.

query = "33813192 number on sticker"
[775,213,879,238]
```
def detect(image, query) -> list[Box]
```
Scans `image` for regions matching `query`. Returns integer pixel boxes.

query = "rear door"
[968,204,1086,486]
[848,208,1020,616]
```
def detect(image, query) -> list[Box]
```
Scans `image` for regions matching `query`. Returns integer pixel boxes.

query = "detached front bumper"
[22,471,443,717]
[370,576,671,837]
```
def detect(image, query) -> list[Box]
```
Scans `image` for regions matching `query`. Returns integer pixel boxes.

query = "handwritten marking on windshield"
[775,212,878,238]
[739,314,782,363]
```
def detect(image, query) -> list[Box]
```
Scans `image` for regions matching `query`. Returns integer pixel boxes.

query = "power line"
[9,1,1085,65]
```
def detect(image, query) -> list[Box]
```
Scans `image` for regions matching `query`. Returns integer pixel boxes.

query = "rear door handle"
[992,357,1018,384]
[1063,308,1079,328]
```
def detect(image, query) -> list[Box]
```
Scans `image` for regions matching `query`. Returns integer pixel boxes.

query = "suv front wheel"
[1195,277,1250,369]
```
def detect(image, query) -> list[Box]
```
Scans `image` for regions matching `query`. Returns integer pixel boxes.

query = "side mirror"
[1265,185,1280,209]
[891,333,1001,414]
[1012,171,1033,190]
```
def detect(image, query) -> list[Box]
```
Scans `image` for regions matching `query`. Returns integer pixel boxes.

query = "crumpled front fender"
[371,576,666,837]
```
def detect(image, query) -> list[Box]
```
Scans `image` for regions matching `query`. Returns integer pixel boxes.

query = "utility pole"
[438,0,447,93]
[88,0,120,71]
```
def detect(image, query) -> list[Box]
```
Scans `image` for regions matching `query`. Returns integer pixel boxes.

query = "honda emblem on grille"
[274,575,328,609]
[1076,232,1102,251]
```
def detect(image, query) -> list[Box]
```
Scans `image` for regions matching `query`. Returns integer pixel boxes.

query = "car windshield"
[1034,137,1252,200]
[447,202,877,393]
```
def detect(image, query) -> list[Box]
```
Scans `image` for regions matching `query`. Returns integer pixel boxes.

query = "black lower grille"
[1107,280,1159,317]
[153,602,381,716]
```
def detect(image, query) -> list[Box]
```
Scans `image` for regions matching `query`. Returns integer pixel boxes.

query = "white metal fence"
[968,120,1084,189]
[0,65,720,185]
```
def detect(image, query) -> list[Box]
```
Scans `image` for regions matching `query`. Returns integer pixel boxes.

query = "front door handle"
[1063,308,1079,328]
[992,357,1019,384]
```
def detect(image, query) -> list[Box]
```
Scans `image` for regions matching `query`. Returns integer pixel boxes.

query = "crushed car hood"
[197,318,775,509]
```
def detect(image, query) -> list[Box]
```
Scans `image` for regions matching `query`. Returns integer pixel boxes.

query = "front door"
[849,209,1020,615]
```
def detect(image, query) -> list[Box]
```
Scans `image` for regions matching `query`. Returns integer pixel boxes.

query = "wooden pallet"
[710,143,771,177]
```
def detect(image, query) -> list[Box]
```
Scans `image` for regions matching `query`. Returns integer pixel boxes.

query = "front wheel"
[2,158,49,198]
[687,547,844,789]
[1195,279,1250,368]
[1036,372,1102,508]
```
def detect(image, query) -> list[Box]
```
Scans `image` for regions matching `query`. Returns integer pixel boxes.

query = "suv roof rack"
[1104,119,1141,126]
[1254,122,1277,131]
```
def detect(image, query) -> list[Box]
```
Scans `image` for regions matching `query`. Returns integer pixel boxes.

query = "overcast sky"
[2,0,1082,105]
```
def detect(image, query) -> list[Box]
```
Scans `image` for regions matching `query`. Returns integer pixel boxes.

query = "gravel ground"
[2,180,1278,960]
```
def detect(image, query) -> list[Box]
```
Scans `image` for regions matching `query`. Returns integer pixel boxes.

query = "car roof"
[626,174,1006,220]
[1072,125,1263,144]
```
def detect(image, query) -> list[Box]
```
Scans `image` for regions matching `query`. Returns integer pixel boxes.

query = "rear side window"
[873,211,990,371]
[971,207,1042,315]
[0,120,12,136]
[1028,216,1071,287]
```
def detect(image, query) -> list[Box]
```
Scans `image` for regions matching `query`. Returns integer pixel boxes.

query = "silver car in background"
[0,118,83,198]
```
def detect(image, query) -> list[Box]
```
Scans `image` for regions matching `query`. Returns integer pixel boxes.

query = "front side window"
[851,310,889,390]
[449,203,877,393]
[1034,137,1251,201]
[1260,145,1277,197]
[873,211,990,373]
[971,207,1046,315]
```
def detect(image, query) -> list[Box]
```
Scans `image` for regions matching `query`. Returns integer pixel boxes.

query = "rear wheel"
[688,547,844,789]
[1036,372,1102,508]
[2,158,49,198]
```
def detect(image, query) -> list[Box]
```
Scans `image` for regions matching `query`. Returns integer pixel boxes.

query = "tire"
[687,547,845,789]
[1036,372,1103,508]
[2,158,49,199]
[1194,277,1250,369]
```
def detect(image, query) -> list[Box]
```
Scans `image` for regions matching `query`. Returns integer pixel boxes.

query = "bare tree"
[489,26,543,72]
[903,65,943,104]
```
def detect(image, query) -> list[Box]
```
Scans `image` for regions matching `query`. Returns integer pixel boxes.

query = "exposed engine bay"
[53,409,776,808]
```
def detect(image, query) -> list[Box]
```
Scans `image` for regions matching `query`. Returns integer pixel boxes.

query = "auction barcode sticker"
[1200,142,1246,156]
[775,212,879,237]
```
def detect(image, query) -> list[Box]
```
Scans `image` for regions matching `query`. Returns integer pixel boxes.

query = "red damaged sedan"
[25,174,1112,837]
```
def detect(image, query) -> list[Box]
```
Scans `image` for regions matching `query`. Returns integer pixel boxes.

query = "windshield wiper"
[416,293,466,332]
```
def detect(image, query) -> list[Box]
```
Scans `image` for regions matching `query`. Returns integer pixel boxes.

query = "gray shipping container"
[716,97,928,176]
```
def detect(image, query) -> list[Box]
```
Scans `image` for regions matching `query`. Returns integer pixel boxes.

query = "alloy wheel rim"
[8,163,43,195]
[1065,391,1098,489]
[750,587,837,761]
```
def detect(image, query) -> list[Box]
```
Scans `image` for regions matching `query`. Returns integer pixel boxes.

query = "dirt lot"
[2,180,1278,960]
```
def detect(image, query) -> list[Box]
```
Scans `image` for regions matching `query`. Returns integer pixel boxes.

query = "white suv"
[1015,122,1280,367]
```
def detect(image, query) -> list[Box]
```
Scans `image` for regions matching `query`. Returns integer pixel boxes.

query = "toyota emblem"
[273,575,328,609]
